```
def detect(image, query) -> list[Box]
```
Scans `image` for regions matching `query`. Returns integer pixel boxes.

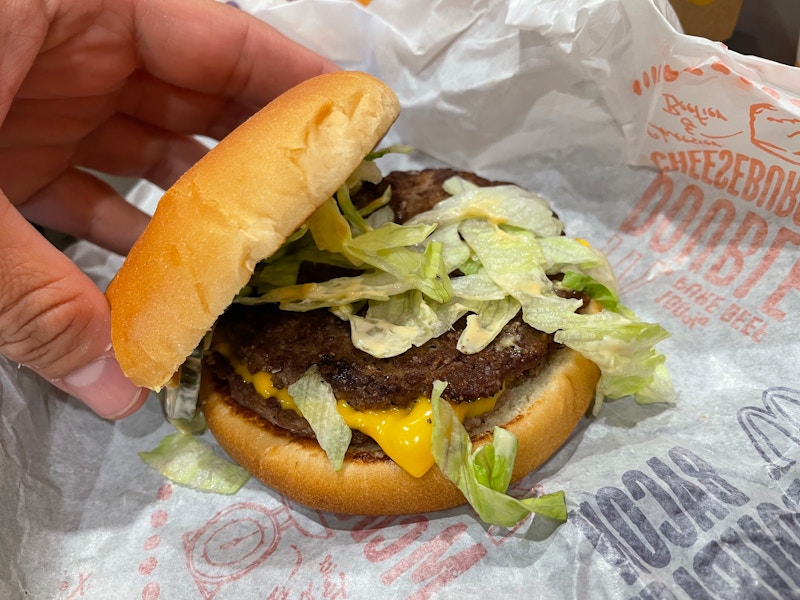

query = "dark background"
[726,0,800,65]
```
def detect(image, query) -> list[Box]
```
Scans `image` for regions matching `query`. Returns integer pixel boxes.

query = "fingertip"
[107,387,150,420]
[55,351,150,420]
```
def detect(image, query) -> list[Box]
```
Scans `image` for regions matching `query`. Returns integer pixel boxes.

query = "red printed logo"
[750,103,800,166]
[182,500,334,599]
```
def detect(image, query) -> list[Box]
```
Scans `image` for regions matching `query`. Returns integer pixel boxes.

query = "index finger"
[132,0,338,107]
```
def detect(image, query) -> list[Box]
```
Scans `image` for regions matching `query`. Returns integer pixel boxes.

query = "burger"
[106,71,673,526]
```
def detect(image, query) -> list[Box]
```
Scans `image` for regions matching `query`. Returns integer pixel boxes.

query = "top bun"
[106,72,400,390]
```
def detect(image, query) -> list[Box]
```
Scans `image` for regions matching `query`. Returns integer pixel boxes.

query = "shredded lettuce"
[458,219,584,327]
[408,184,564,238]
[335,184,371,234]
[552,311,672,410]
[449,269,507,301]
[538,236,619,292]
[251,271,411,310]
[287,366,352,470]
[456,216,674,410]
[237,172,674,410]
[456,296,521,354]
[363,144,414,162]
[430,381,567,526]
[348,290,470,358]
[559,271,637,320]
[349,233,452,303]
[139,433,250,494]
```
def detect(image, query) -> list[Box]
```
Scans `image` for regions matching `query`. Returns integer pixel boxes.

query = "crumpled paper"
[3,0,800,598]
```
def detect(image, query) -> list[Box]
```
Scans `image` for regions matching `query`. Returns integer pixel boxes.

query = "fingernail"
[57,353,149,419]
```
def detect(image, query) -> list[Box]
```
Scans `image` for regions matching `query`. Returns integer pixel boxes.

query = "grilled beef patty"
[210,305,557,440]
[207,169,564,440]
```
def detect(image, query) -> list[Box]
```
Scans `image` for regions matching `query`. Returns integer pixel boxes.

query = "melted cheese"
[223,344,296,410]
[216,344,497,477]
[337,393,497,478]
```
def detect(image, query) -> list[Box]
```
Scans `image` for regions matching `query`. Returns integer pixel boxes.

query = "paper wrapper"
[4,0,800,598]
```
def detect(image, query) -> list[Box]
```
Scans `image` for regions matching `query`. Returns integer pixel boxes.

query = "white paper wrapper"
[3,1,800,598]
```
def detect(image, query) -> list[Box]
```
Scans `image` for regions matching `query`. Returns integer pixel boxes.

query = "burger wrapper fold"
[3,0,800,598]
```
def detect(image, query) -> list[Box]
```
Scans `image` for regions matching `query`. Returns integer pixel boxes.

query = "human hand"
[0,0,338,418]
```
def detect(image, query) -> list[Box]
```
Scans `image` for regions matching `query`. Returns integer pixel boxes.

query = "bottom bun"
[201,347,600,516]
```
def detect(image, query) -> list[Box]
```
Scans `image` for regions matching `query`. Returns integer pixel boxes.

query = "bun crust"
[106,72,400,389]
[201,347,600,516]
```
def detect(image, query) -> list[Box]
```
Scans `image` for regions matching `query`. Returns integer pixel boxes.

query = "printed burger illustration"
[107,72,673,527]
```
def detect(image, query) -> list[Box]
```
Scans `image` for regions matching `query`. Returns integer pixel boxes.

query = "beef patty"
[354,167,501,221]
[206,169,565,440]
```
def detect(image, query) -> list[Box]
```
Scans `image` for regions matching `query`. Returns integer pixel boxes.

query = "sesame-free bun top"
[106,72,400,390]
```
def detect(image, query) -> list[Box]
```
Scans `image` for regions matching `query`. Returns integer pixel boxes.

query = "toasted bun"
[106,72,400,389]
[201,347,600,516]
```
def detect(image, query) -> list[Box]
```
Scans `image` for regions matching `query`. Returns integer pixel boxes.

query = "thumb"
[0,192,148,419]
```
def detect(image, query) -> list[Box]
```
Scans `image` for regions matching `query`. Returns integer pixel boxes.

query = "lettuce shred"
[430,381,567,527]
[139,433,250,495]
